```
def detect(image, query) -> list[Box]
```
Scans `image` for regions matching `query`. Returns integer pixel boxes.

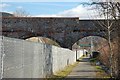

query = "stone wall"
[2,17,112,49]
[1,37,82,78]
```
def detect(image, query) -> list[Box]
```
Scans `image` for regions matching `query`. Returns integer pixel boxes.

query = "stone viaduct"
[1,17,119,49]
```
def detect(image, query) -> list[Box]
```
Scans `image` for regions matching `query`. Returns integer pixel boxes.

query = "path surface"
[67,57,99,78]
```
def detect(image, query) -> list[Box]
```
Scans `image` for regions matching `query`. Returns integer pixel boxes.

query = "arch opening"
[72,36,110,67]
[72,36,109,51]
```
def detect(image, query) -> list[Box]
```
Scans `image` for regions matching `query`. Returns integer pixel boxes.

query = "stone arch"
[71,35,108,47]
[2,17,119,49]
[22,34,61,47]
[72,36,109,52]
[65,30,108,50]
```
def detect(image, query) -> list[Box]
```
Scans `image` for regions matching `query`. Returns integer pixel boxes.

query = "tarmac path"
[67,57,101,79]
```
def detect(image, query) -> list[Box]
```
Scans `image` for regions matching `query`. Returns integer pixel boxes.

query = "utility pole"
[90,36,94,54]
[76,48,77,61]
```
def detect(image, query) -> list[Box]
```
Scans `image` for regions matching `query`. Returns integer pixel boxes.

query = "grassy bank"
[90,58,110,78]
[52,62,79,79]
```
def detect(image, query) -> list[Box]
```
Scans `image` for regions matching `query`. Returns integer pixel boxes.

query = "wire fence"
[0,36,83,78]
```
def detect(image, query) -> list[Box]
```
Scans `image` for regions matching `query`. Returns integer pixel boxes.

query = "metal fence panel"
[2,36,81,78]
[22,41,34,78]
[3,37,23,78]
[0,36,3,79]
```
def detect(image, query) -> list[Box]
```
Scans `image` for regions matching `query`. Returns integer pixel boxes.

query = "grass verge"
[46,56,83,80]
[95,66,110,78]
[90,60,110,78]
[52,62,79,78]
[45,62,78,80]
[90,58,97,62]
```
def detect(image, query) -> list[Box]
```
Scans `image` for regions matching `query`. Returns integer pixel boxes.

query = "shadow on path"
[78,57,90,62]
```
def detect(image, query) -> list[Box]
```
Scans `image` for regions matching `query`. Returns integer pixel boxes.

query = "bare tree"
[91,1,120,19]
[13,8,30,17]
[88,0,120,78]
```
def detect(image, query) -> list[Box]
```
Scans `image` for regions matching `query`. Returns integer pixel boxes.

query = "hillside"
[26,37,60,47]
[0,12,14,17]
